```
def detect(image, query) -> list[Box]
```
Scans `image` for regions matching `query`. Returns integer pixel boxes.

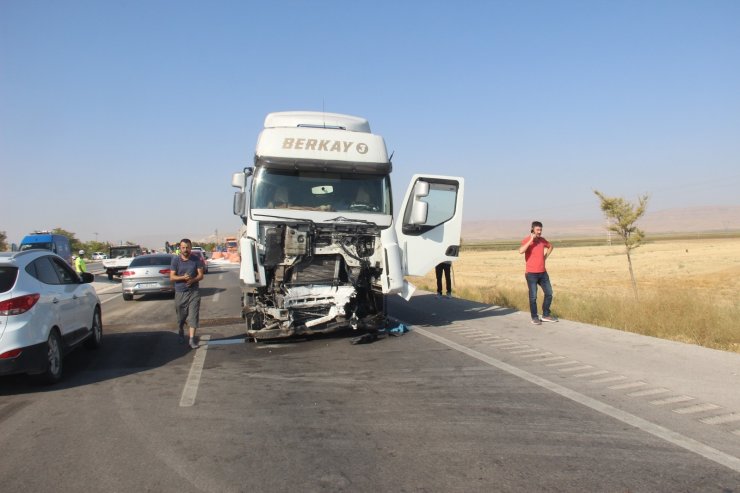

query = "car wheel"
[85,307,103,349]
[38,331,63,385]
[122,293,133,301]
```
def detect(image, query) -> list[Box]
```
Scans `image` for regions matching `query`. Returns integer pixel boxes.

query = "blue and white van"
[19,232,73,265]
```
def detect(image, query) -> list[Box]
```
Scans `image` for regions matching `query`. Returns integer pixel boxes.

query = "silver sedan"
[121,254,175,301]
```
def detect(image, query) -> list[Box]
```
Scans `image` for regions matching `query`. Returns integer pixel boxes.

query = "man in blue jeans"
[519,221,558,325]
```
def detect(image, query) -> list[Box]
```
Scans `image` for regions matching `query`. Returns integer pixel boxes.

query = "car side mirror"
[80,272,95,283]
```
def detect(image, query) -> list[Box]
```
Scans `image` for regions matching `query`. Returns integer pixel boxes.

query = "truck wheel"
[107,272,113,281]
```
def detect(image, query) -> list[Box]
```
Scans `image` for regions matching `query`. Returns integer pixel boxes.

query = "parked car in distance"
[191,246,207,258]
[0,250,102,384]
[121,254,175,301]
[91,252,107,260]
[189,250,208,274]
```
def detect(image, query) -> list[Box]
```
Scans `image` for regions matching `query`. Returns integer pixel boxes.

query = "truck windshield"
[20,243,53,251]
[252,168,391,214]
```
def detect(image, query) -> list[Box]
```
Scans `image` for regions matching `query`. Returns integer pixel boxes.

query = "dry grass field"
[410,238,740,353]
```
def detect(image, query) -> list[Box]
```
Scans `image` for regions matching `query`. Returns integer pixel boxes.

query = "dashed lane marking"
[650,395,695,406]
[628,388,671,398]
[590,375,627,384]
[531,356,566,363]
[545,361,582,368]
[509,348,542,355]
[179,335,211,407]
[558,365,594,373]
[673,403,721,415]
[414,326,740,475]
[572,370,610,378]
[609,382,647,391]
[700,413,740,425]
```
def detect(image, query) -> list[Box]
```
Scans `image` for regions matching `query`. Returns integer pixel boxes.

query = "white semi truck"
[231,111,464,340]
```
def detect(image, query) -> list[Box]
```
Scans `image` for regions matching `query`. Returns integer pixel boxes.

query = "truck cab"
[232,111,464,340]
[19,232,73,266]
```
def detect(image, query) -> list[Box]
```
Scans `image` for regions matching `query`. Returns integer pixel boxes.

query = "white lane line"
[572,370,610,378]
[590,375,627,384]
[609,382,647,390]
[521,352,553,359]
[453,329,483,335]
[504,345,532,351]
[531,356,565,363]
[179,335,211,407]
[545,361,582,368]
[650,396,695,406]
[414,327,740,474]
[509,348,542,355]
[628,388,671,398]
[488,341,519,348]
[218,274,224,280]
[673,403,721,415]
[558,365,594,373]
[700,413,740,425]
[733,430,740,437]
[469,334,498,340]
[212,292,221,303]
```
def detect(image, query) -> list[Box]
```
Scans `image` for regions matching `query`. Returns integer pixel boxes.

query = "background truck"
[231,111,464,340]
[102,245,142,280]
[19,231,73,265]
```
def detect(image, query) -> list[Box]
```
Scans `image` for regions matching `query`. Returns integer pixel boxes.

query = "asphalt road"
[1,261,739,492]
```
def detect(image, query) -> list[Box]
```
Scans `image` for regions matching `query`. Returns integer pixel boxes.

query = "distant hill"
[462,206,740,241]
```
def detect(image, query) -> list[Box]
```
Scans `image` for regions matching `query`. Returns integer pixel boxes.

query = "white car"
[0,250,102,383]
[91,252,107,260]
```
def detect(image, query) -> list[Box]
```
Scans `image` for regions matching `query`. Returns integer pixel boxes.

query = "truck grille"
[290,255,341,285]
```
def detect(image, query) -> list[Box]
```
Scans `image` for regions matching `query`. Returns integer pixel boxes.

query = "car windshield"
[251,168,391,214]
[0,266,18,293]
[129,255,172,267]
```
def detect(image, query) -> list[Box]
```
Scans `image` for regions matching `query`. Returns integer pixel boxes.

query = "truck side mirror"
[231,172,246,188]
[408,180,430,225]
[233,191,246,216]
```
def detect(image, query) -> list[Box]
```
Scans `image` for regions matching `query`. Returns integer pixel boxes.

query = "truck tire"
[122,293,133,301]
[107,272,113,281]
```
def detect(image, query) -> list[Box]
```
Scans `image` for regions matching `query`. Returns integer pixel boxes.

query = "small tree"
[0,230,8,251]
[594,190,649,300]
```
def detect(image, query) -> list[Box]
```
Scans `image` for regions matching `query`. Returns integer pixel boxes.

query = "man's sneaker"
[445,293,452,299]
[436,293,442,299]
[531,318,542,325]
[541,315,559,323]
[189,340,198,349]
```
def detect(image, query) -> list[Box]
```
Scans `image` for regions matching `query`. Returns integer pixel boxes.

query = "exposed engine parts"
[241,222,386,340]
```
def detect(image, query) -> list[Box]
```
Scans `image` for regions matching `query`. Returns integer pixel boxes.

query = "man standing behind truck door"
[519,221,558,325]
[170,238,205,349]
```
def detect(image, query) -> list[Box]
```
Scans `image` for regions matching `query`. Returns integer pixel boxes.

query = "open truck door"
[395,175,464,276]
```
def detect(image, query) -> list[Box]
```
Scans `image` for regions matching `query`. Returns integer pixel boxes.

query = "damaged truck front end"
[232,111,464,341]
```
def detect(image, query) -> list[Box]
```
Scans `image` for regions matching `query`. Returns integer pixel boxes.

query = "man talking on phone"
[519,221,558,325]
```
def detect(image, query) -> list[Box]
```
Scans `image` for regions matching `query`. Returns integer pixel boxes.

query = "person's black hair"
[179,238,192,246]
[531,221,543,233]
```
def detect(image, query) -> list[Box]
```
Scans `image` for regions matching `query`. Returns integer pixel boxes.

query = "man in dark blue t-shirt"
[170,238,205,349]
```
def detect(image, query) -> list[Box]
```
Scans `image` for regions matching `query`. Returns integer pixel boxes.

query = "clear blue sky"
[2,0,739,247]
